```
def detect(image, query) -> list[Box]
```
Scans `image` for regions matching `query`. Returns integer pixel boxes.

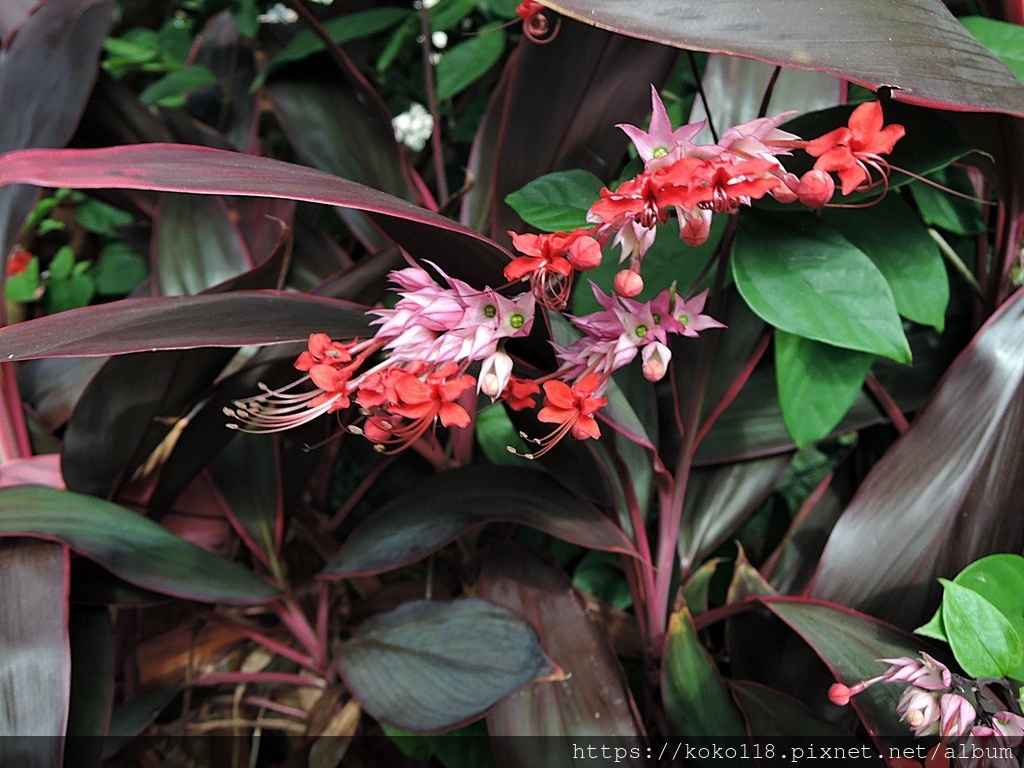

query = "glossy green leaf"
[961,16,1024,85]
[910,168,987,236]
[4,254,40,302]
[138,65,216,107]
[436,28,505,101]
[940,579,1023,680]
[0,486,278,603]
[662,607,747,749]
[572,551,632,610]
[0,542,69,761]
[323,466,637,577]
[734,213,910,362]
[337,598,550,732]
[918,554,1024,649]
[824,196,948,331]
[480,546,644,759]
[256,7,410,88]
[505,169,605,233]
[775,332,874,448]
[680,559,722,616]
[475,405,533,467]
[93,243,148,296]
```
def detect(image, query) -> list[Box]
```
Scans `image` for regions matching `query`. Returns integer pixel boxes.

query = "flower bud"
[797,169,836,208]
[614,269,644,298]
[568,235,603,271]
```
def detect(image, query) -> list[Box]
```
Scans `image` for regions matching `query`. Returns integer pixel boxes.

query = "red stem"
[0,362,31,462]
[418,1,449,204]
[694,328,772,449]
[863,372,910,434]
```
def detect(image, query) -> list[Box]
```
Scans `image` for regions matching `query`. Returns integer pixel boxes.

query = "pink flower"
[939,692,977,737]
[897,687,942,737]
[617,85,705,170]
[877,653,951,691]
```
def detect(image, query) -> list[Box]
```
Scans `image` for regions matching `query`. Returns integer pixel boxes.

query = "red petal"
[847,101,883,142]
[542,379,576,409]
[503,256,541,281]
[537,405,573,425]
[805,127,850,158]
[439,402,470,428]
[572,414,601,440]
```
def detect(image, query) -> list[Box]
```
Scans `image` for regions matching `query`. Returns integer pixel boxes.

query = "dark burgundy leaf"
[337,598,550,733]
[810,288,1024,630]
[0,291,371,360]
[324,466,637,577]
[0,144,512,285]
[0,542,69,763]
[540,0,1024,116]
[0,0,114,263]
[479,545,645,756]
[65,606,113,768]
[461,18,677,243]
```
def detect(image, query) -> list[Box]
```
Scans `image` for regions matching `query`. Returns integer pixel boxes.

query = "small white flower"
[257,3,298,24]
[392,103,434,152]
[432,30,448,49]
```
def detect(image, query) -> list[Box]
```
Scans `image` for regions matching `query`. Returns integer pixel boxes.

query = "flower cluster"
[504,88,905,304]
[830,653,1024,751]
[228,90,906,458]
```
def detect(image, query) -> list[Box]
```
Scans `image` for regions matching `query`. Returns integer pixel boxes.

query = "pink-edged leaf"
[763,597,927,745]
[337,598,550,733]
[479,545,645,754]
[810,288,1024,629]
[0,0,35,38]
[0,144,512,285]
[0,486,279,603]
[0,542,69,758]
[539,0,1024,117]
[0,290,371,360]
[0,0,114,263]
[0,454,62,490]
[323,466,637,578]
[461,18,677,242]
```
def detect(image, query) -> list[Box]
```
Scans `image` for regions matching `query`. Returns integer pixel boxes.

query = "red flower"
[505,229,602,309]
[6,247,32,277]
[502,376,541,411]
[294,333,353,372]
[669,156,782,213]
[805,101,905,195]
[537,373,607,441]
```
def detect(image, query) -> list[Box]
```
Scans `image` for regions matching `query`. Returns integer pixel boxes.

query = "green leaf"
[910,167,987,236]
[475,405,533,467]
[824,195,948,331]
[435,29,505,101]
[680,559,723,616]
[232,0,259,38]
[941,579,1024,679]
[572,551,632,610]
[337,599,550,732]
[4,255,41,302]
[506,169,605,233]
[48,245,75,280]
[775,331,874,447]
[383,721,495,768]
[138,66,217,108]
[43,272,94,315]
[0,486,279,604]
[93,244,148,296]
[662,608,747,751]
[429,0,480,31]
[74,197,134,236]
[961,16,1024,85]
[734,213,911,362]
[256,7,410,88]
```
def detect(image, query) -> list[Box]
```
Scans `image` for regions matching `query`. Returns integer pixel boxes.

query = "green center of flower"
[635,325,648,338]
[678,314,689,325]
[484,304,498,318]
[652,146,669,159]
[510,313,525,329]
[652,313,661,323]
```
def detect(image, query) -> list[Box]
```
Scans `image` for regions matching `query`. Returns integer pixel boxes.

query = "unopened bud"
[797,169,836,208]
[771,172,800,204]
[828,683,852,706]
[568,236,603,271]
[614,269,644,297]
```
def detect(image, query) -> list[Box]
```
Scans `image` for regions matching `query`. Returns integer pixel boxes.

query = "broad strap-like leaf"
[0,290,371,360]
[337,598,550,733]
[323,466,637,577]
[479,545,645,759]
[540,0,1024,117]
[809,288,1024,630]
[0,143,512,286]
[0,542,69,759]
[0,486,278,603]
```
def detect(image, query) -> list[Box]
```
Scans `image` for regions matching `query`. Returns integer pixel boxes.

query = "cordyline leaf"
[763,598,931,745]
[323,466,637,577]
[0,290,371,360]
[0,486,278,603]
[809,288,1024,630]
[480,546,645,761]
[0,143,511,285]
[337,598,550,733]
[539,0,1024,117]
[461,18,677,241]
[0,0,114,264]
[0,543,69,762]
[66,606,113,768]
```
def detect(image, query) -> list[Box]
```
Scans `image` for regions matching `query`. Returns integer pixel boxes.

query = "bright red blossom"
[6,247,32,277]
[502,376,541,411]
[537,373,607,441]
[805,101,905,195]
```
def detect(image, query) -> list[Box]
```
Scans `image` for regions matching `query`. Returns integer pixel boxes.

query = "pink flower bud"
[679,208,712,247]
[614,269,644,298]
[828,683,852,706]
[568,235,603,271]
[797,169,836,208]
[939,693,977,738]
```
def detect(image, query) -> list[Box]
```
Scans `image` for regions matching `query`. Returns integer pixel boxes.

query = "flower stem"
[928,227,984,297]
[418,1,449,203]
